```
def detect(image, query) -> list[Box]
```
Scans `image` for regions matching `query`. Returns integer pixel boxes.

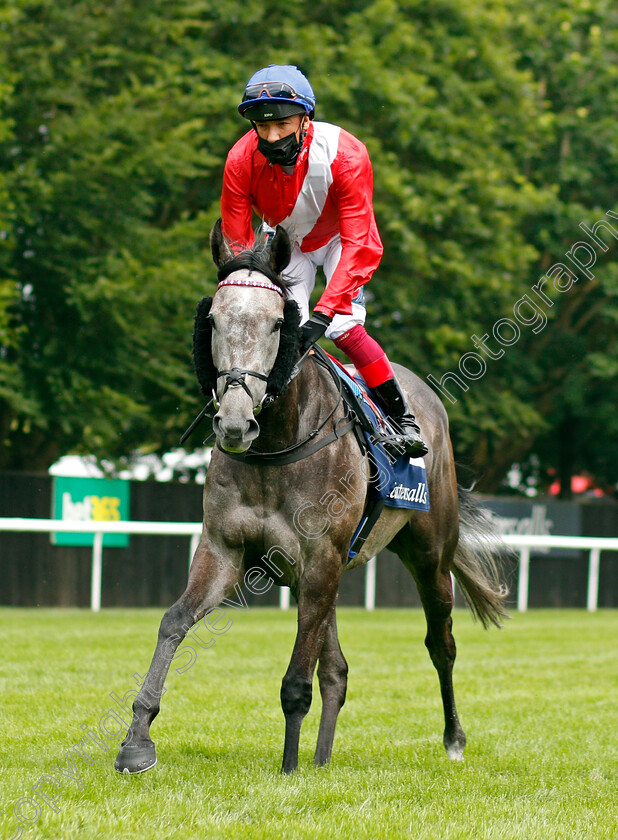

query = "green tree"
[1,0,239,468]
[1,0,616,497]
[469,0,618,493]
[307,0,618,496]
[300,0,558,485]
[0,1,22,446]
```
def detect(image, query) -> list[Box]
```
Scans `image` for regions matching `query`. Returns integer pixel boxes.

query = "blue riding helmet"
[238,64,316,121]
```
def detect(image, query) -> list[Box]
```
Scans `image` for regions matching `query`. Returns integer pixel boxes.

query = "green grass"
[1,608,616,840]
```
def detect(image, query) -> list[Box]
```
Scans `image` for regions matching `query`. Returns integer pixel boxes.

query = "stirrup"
[373,428,428,458]
[369,378,429,457]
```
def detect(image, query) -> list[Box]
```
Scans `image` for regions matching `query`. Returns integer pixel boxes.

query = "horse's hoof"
[446,746,464,761]
[444,730,466,762]
[114,742,157,774]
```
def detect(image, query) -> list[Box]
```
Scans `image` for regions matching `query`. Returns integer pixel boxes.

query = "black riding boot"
[371,377,428,458]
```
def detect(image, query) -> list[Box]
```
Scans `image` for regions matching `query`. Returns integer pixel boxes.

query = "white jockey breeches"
[284,234,367,340]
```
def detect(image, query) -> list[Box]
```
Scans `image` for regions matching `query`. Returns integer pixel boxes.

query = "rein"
[180,345,323,450]
[219,347,357,466]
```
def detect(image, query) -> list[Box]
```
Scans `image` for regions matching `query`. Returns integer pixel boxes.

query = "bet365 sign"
[52,477,130,547]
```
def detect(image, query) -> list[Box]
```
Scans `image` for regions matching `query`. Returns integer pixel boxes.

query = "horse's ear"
[269,226,292,276]
[210,218,234,268]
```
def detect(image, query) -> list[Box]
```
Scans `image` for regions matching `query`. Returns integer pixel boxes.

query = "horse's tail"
[452,485,511,629]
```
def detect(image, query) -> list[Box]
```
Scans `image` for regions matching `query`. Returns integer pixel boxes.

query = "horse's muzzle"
[213,413,260,453]
[213,386,260,453]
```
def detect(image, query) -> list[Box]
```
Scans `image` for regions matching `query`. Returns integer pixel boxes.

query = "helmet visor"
[243,81,299,102]
[241,100,306,121]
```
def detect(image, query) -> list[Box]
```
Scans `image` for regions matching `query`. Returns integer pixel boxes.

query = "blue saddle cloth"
[328,358,430,560]
[365,435,430,509]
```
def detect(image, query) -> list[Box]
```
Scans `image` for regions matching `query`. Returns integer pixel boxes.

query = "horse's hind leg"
[403,547,466,761]
[314,608,348,767]
[114,538,241,774]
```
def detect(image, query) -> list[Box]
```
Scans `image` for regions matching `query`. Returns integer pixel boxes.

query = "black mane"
[217,241,294,295]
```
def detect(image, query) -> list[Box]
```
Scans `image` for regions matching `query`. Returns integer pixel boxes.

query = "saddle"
[319,350,430,561]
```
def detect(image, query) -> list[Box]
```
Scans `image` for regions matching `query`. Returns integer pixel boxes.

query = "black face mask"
[257,130,303,167]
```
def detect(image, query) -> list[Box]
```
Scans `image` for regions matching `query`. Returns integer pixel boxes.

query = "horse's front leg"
[280,565,341,775]
[114,536,241,774]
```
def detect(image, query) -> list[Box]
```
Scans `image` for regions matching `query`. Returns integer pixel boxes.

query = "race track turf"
[1,608,616,839]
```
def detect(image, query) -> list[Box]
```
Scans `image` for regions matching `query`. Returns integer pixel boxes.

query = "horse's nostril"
[214,411,259,444]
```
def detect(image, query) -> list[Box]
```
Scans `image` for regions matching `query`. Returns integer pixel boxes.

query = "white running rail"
[1,519,617,613]
[501,534,618,612]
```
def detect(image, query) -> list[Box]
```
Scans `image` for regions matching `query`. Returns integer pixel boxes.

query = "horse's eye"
[207,314,216,330]
[273,318,284,332]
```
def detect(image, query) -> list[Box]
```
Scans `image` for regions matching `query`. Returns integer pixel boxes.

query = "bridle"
[213,367,271,415]
[182,346,355,465]
[182,275,359,463]
[211,274,288,415]
[218,348,360,466]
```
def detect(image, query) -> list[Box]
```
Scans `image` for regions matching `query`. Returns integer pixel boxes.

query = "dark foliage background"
[1,0,616,495]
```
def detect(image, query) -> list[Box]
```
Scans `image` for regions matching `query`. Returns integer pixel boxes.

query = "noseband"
[214,367,271,414]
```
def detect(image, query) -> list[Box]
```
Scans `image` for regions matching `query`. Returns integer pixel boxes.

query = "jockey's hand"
[299,312,332,353]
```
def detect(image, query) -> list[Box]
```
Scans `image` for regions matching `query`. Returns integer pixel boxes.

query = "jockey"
[221,64,427,458]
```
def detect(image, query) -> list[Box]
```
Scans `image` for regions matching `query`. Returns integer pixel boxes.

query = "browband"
[217,277,285,297]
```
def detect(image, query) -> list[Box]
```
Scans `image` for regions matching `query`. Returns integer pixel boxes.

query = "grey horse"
[115,221,507,776]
